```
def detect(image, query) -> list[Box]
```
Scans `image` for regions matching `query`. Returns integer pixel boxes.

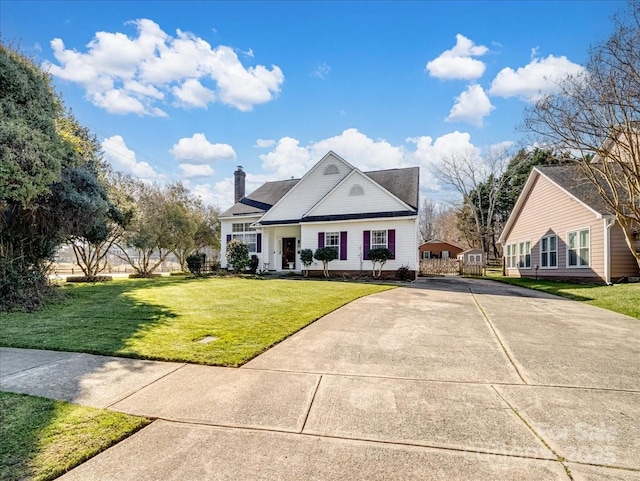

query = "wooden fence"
[419,259,461,276]
[419,259,486,277]
[461,262,485,276]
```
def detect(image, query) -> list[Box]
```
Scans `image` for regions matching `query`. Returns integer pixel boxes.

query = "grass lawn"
[0,277,392,365]
[0,391,149,481]
[488,275,640,319]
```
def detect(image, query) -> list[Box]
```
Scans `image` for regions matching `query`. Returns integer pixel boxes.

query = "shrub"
[314,247,338,277]
[248,255,259,274]
[395,265,413,281]
[368,248,393,278]
[300,249,314,277]
[226,240,249,273]
[186,252,206,276]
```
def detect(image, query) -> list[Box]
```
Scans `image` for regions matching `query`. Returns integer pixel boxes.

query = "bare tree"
[432,205,472,248]
[524,0,640,268]
[431,145,512,256]
[418,197,438,241]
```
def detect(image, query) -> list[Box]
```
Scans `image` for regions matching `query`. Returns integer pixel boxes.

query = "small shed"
[458,248,487,265]
[419,239,464,260]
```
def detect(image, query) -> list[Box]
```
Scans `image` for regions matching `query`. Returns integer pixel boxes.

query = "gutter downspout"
[604,217,616,285]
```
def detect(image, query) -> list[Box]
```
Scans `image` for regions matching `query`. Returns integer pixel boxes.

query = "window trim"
[370,229,388,250]
[540,234,558,269]
[325,231,340,259]
[518,240,531,269]
[231,232,258,253]
[505,243,517,269]
[566,227,591,268]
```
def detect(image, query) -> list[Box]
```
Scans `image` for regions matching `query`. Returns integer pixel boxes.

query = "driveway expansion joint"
[152,418,568,464]
[468,287,528,385]
[491,385,574,480]
[299,374,322,433]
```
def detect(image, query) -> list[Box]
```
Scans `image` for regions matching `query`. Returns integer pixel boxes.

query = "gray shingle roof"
[536,165,613,215]
[220,165,419,218]
[220,179,299,217]
[365,166,420,210]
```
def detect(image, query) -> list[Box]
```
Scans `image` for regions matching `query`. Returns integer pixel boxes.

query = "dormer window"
[323,164,339,175]
[349,184,364,196]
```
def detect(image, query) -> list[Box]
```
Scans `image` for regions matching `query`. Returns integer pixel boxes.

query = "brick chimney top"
[234,166,246,203]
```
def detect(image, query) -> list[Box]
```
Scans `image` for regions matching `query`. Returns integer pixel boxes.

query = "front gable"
[498,167,603,245]
[258,151,353,224]
[304,169,414,219]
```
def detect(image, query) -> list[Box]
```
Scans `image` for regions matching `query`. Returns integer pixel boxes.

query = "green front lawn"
[0,277,392,365]
[488,276,640,319]
[0,392,149,481]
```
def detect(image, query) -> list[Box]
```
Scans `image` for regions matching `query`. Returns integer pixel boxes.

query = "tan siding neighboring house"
[609,223,640,280]
[499,165,639,284]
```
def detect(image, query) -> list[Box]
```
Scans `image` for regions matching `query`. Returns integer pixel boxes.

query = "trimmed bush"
[186,252,206,276]
[314,247,338,277]
[226,240,249,273]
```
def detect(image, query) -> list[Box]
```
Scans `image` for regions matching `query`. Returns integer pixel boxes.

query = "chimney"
[234,166,246,203]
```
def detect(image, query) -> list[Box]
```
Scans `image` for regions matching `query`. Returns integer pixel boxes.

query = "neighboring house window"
[518,241,531,268]
[231,222,259,253]
[422,251,431,259]
[371,230,387,250]
[540,235,558,268]
[442,250,450,259]
[567,228,590,267]
[505,244,517,269]
[325,232,340,258]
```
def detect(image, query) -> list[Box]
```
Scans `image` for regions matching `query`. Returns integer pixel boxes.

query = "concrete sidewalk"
[1,277,639,480]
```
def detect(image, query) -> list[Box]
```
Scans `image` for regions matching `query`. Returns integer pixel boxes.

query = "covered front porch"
[258,224,302,272]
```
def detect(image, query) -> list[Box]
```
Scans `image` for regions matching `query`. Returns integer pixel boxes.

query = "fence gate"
[419,259,486,276]
[419,259,460,276]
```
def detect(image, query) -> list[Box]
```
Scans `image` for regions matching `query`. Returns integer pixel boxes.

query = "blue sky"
[1,0,623,209]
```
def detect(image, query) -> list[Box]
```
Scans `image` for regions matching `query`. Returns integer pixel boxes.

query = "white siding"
[306,170,408,217]
[259,153,351,223]
[220,215,261,268]
[302,217,418,272]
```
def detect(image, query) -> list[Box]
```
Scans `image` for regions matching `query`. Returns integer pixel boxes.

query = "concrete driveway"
[1,277,638,480]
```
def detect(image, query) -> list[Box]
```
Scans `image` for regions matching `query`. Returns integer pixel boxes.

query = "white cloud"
[311,63,331,79]
[172,78,216,108]
[179,163,215,178]
[309,129,405,171]
[426,34,488,80]
[257,128,405,180]
[202,173,276,209]
[259,137,313,178]
[254,138,276,148]
[45,19,284,115]
[101,135,163,179]
[489,54,584,101]
[406,131,481,191]
[446,84,495,127]
[169,133,236,163]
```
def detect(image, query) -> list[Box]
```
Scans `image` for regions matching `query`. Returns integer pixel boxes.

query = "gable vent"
[323,164,339,175]
[349,184,364,196]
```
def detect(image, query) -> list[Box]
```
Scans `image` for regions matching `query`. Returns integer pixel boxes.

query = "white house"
[219,151,420,278]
